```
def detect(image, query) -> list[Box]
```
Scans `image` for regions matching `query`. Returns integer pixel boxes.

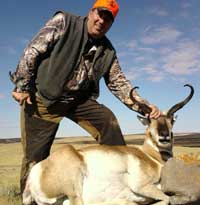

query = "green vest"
[36,12,116,107]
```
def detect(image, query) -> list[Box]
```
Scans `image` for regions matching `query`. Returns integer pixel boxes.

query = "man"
[10,0,160,196]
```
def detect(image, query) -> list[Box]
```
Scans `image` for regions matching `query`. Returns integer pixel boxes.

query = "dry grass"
[0,143,22,205]
[176,151,200,165]
[0,135,200,205]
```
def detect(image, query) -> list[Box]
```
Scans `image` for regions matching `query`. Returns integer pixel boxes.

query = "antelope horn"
[167,84,194,117]
[130,87,152,116]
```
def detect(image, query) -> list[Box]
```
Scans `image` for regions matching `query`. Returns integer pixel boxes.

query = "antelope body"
[23,85,194,205]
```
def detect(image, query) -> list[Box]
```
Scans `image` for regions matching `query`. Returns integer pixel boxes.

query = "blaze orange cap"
[92,0,119,20]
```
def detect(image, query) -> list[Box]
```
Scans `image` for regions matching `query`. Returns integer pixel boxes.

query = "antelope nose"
[160,130,169,138]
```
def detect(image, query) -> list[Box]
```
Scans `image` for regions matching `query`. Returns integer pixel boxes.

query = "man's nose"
[98,17,105,24]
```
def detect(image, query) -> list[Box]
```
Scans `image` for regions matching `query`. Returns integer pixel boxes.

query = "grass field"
[0,134,200,205]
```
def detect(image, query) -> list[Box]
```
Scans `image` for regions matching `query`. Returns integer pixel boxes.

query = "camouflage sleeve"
[104,56,151,114]
[9,12,66,92]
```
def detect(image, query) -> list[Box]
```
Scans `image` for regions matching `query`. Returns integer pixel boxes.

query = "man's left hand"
[148,104,161,119]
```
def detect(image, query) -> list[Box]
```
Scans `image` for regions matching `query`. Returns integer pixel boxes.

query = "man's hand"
[12,91,32,106]
[148,104,161,119]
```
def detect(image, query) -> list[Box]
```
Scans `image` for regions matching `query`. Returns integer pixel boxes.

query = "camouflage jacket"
[10,11,151,114]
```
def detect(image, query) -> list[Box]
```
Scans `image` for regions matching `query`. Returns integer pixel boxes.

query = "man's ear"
[89,8,96,15]
[88,9,92,18]
[137,115,150,126]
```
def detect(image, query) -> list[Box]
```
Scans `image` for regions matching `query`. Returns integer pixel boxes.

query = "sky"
[0,0,200,139]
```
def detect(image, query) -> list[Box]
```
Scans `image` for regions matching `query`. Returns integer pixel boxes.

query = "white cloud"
[142,65,165,82]
[148,7,169,17]
[0,93,5,99]
[171,76,187,83]
[142,65,157,74]
[0,45,16,55]
[127,40,138,49]
[179,2,194,18]
[147,75,164,82]
[124,69,142,81]
[137,47,156,54]
[117,51,129,58]
[141,25,182,45]
[124,64,165,83]
[134,56,146,62]
[19,37,30,46]
[159,47,173,56]
[115,27,200,83]
[181,2,192,9]
[163,40,200,75]
[179,10,190,18]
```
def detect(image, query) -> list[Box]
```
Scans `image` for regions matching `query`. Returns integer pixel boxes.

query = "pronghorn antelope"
[23,84,194,205]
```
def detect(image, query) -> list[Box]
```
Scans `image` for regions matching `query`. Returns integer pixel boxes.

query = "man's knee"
[96,105,125,145]
[101,105,120,125]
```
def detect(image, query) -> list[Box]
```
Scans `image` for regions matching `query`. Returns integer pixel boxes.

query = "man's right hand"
[12,91,32,106]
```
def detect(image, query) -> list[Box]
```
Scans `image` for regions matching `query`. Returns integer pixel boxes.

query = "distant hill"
[0,133,200,147]
[0,138,20,143]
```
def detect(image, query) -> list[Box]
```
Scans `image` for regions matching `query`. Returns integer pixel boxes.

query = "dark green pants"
[20,95,125,193]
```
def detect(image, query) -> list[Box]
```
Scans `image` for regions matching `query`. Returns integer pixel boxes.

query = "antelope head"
[130,84,194,160]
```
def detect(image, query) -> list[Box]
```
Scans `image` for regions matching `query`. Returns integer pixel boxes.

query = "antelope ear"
[137,115,150,126]
[172,115,178,124]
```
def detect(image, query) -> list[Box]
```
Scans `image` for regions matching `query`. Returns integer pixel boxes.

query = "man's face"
[87,8,113,39]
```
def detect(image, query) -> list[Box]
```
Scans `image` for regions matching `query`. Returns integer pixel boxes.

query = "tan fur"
[80,145,161,174]
[40,145,85,198]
